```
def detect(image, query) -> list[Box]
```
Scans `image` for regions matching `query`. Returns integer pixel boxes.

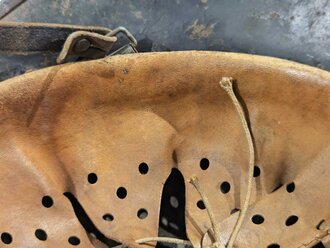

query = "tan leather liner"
[0,51,329,248]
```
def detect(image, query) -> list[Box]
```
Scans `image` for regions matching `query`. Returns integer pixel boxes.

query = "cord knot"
[219,77,234,92]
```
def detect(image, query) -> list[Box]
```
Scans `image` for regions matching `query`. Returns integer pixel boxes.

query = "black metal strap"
[0,21,138,65]
[0,21,111,52]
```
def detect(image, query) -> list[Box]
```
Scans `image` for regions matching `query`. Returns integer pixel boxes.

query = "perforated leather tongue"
[0,51,329,248]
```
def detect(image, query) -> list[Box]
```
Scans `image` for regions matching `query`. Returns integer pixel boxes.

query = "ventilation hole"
[35,229,47,241]
[138,162,149,174]
[220,181,231,194]
[116,187,127,199]
[1,232,12,244]
[137,209,148,219]
[102,214,114,222]
[68,236,80,246]
[197,200,206,210]
[42,195,53,208]
[267,244,280,248]
[87,173,98,184]
[285,215,299,226]
[253,166,261,177]
[316,219,325,230]
[230,208,240,215]
[286,182,295,193]
[200,158,209,170]
[251,214,264,224]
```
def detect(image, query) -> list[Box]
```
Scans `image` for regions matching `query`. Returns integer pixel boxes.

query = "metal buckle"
[107,27,138,56]
[57,26,137,64]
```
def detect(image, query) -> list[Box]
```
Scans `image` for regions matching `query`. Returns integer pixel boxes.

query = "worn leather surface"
[0,51,329,247]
